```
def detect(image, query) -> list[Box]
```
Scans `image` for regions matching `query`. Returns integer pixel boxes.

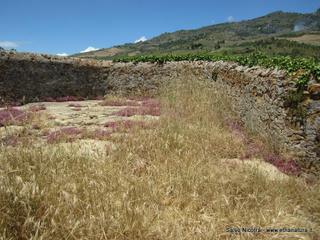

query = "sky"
[1,0,319,55]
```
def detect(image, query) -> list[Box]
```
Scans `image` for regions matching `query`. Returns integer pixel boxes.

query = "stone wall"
[109,60,319,173]
[0,51,319,173]
[0,51,110,103]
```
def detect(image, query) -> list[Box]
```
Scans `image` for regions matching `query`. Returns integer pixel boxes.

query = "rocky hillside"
[74,9,320,59]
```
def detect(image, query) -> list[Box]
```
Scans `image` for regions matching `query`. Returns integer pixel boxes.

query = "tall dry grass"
[0,77,319,240]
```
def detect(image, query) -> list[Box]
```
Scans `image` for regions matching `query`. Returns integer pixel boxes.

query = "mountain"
[74,9,320,59]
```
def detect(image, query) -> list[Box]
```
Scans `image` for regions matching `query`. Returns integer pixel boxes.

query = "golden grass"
[0,78,319,239]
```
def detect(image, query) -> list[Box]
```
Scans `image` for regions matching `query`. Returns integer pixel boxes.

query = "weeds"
[28,104,46,112]
[263,153,301,176]
[0,78,319,239]
[84,128,112,140]
[46,127,83,143]
[104,120,157,132]
[68,103,83,108]
[0,107,28,126]
[46,127,116,143]
[99,96,140,107]
[111,106,160,117]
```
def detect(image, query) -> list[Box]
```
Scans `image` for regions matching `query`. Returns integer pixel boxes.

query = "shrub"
[113,52,320,85]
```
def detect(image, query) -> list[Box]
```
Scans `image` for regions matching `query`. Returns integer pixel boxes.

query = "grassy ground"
[283,33,320,46]
[0,78,319,239]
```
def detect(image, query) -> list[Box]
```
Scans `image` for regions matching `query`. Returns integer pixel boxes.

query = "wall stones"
[0,51,319,174]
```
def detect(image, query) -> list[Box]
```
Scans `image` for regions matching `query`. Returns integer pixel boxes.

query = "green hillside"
[74,9,320,59]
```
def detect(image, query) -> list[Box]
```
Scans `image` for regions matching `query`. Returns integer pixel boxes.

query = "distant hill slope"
[74,9,320,59]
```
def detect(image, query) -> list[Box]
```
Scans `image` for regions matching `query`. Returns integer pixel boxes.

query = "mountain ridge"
[74,9,320,59]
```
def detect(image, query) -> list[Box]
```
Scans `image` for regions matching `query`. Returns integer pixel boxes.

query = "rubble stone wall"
[0,51,319,173]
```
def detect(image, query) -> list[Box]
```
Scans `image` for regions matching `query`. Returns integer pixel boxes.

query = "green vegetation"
[222,38,320,59]
[113,52,320,87]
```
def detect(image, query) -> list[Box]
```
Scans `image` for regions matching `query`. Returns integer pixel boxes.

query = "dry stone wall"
[0,51,319,173]
[0,51,110,103]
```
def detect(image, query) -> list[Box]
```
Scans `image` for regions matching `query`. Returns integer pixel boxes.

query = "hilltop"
[74,9,320,59]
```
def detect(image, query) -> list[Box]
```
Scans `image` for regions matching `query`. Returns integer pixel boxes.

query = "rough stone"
[308,83,320,100]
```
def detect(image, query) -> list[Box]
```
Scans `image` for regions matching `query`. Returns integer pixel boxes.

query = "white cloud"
[134,36,147,43]
[227,16,235,22]
[80,46,99,53]
[0,41,19,49]
[56,53,68,57]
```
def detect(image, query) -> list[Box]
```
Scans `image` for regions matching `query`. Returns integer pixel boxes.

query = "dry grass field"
[0,78,319,240]
[282,33,320,46]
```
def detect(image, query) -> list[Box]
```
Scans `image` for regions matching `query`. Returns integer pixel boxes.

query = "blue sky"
[1,0,319,55]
